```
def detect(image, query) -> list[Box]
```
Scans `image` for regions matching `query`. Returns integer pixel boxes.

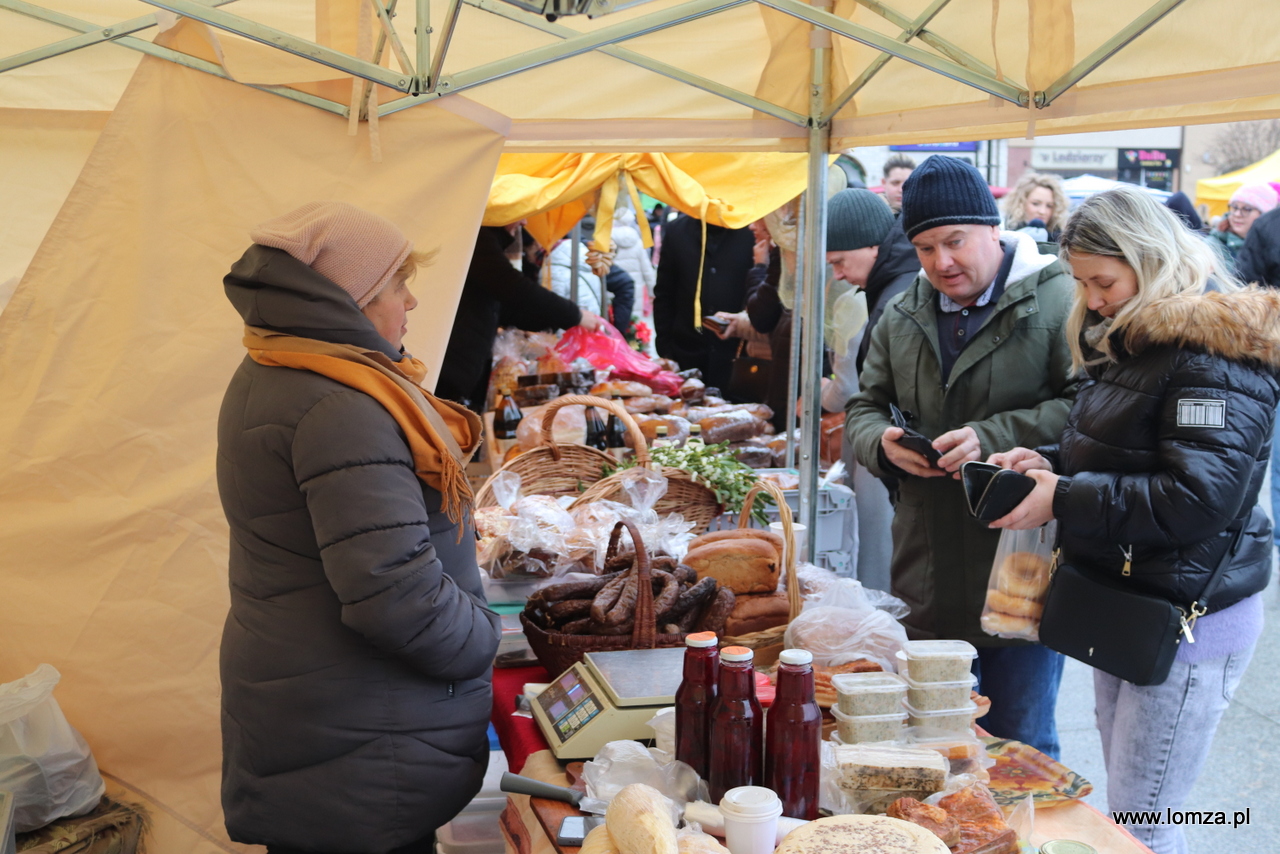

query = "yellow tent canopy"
[1196,148,1280,219]
[485,152,810,250]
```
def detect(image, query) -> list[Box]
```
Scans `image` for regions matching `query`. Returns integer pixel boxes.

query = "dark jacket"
[856,220,921,375]
[1045,288,1279,613]
[653,214,755,390]
[217,246,501,852]
[745,246,789,427]
[437,226,583,410]
[846,232,1078,645]
[1236,207,1280,288]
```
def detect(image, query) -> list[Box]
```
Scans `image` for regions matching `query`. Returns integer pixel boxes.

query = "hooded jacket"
[612,207,657,292]
[1045,288,1280,612]
[217,245,501,852]
[1236,206,1280,288]
[855,220,923,375]
[845,231,1078,645]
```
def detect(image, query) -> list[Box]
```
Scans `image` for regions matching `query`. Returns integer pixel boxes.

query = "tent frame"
[0,0,1204,557]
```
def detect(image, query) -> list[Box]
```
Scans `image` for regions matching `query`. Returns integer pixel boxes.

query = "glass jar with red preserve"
[764,648,821,819]
[708,646,762,803]
[675,632,719,778]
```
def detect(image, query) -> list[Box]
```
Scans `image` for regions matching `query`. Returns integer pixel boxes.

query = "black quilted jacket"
[217,245,500,852]
[1043,287,1280,613]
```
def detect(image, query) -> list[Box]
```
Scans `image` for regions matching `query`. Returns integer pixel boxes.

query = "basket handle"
[606,520,658,649]
[738,480,802,621]
[538,394,651,466]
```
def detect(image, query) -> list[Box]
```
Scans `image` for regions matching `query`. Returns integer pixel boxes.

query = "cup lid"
[720,646,754,662]
[686,632,718,648]
[719,786,782,818]
[779,649,813,666]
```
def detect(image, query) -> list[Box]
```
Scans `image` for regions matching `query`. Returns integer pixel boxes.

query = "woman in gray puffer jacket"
[216,201,500,854]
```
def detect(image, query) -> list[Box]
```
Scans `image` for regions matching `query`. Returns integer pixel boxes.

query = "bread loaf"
[699,410,768,444]
[676,832,729,854]
[605,784,678,854]
[593,380,654,398]
[580,825,621,854]
[723,589,791,636]
[684,539,779,594]
[688,528,783,560]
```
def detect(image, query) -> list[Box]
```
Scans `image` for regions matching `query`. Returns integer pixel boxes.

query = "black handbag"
[1038,527,1245,686]
[960,461,1036,522]
[727,340,772,404]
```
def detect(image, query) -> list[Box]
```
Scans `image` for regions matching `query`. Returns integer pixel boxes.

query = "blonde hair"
[1059,185,1239,372]
[1002,171,1069,234]
[395,247,439,285]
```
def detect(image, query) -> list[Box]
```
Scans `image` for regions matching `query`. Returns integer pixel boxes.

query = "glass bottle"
[687,423,704,448]
[651,424,671,449]
[605,395,629,461]
[764,649,822,820]
[492,386,523,460]
[675,632,719,780]
[708,646,762,803]
[584,405,608,451]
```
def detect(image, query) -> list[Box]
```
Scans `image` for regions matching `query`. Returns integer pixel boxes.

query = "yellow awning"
[1195,149,1280,219]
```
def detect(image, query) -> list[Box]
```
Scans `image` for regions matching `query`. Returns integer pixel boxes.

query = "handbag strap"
[1192,525,1247,615]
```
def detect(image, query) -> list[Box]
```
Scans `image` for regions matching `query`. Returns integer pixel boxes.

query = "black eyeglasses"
[1228,204,1259,215]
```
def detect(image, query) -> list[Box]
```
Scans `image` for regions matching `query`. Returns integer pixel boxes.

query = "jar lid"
[1039,842,1098,854]
[779,649,813,665]
[686,632,718,648]
[719,786,782,819]
[720,646,754,662]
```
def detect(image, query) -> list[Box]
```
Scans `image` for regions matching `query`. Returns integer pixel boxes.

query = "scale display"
[531,647,686,759]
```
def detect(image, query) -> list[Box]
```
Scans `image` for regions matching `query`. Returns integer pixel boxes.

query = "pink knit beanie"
[1230,184,1280,215]
[250,201,412,308]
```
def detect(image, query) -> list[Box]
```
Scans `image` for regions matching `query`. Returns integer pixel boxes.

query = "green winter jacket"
[845,233,1078,645]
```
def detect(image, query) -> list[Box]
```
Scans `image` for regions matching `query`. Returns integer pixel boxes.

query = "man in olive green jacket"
[845,156,1077,759]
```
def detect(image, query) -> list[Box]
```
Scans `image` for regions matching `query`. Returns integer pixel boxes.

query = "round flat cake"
[774,814,950,854]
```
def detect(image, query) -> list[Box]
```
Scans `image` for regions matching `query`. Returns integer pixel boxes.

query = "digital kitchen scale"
[531,647,685,759]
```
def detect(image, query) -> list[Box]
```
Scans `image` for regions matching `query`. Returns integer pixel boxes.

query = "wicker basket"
[568,412,722,533]
[474,395,646,508]
[719,480,802,666]
[521,519,686,675]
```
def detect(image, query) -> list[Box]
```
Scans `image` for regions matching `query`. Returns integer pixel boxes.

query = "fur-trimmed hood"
[1125,286,1280,369]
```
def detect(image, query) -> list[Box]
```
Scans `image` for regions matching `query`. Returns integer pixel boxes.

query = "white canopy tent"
[3,1,1280,850]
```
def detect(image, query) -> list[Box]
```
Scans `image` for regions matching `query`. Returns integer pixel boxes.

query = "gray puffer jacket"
[216,245,501,852]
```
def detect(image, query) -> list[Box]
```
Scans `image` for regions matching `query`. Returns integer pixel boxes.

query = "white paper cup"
[720,787,783,854]
[769,521,807,564]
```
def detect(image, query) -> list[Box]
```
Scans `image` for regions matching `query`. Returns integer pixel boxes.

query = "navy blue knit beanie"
[900,155,1000,240]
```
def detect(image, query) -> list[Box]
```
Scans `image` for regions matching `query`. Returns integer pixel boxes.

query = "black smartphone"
[889,403,943,467]
[702,315,730,334]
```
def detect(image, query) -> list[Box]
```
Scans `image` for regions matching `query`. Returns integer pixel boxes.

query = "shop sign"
[1030,147,1118,171]
[1121,148,1180,169]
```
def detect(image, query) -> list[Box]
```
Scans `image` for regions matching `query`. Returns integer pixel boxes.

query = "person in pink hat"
[1208,183,1279,276]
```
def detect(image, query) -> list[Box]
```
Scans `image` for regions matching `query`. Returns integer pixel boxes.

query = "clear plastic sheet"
[580,740,706,819]
[784,579,910,671]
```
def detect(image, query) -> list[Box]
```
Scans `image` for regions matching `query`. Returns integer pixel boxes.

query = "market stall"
[1195,149,1280,219]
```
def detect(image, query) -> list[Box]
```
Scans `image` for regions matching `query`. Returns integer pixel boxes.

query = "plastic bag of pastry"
[901,727,994,782]
[928,783,1019,854]
[784,580,909,671]
[515,403,587,450]
[618,467,668,518]
[795,562,840,600]
[979,521,1057,642]
[581,740,706,819]
[499,495,576,578]
[674,826,729,854]
[728,439,775,469]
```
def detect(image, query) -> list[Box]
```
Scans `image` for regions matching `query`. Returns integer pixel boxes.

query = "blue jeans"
[1271,406,1280,545]
[972,645,1065,759]
[1095,645,1256,854]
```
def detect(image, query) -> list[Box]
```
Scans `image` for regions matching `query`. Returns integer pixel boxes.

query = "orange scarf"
[244,326,481,526]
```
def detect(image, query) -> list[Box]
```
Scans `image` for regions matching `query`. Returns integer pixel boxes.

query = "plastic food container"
[437,809,507,854]
[902,671,977,711]
[831,671,908,717]
[903,700,978,734]
[899,640,978,683]
[830,706,907,744]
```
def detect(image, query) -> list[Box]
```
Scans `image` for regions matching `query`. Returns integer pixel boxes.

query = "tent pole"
[797,15,830,564]
[570,223,581,307]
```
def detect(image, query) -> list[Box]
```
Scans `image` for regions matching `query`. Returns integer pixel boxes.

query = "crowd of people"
[212,152,1278,854]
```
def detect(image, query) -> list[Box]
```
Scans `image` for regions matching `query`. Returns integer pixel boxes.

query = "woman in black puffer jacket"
[989,186,1278,854]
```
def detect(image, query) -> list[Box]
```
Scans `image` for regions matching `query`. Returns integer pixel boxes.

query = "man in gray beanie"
[845,156,1078,759]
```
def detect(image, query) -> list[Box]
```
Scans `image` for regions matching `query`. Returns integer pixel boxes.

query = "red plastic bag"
[556,323,683,396]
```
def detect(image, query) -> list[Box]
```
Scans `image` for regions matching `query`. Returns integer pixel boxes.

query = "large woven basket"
[719,480,802,666]
[568,412,722,533]
[474,395,646,508]
[521,519,686,675]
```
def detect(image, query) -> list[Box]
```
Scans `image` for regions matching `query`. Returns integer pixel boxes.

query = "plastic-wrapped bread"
[605,784,678,854]
[676,830,730,854]
[581,825,621,854]
[698,410,769,444]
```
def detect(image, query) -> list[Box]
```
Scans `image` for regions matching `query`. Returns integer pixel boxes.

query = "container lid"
[1039,842,1098,854]
[721,646,754,662]
[903,699,979,718]
[779,649,813,666]
[830,672,906,695]
[686,632,718,648]
[901,640,978,660]
[900,671,978,691]
[829,705,909,724]
[719,786,783,819]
